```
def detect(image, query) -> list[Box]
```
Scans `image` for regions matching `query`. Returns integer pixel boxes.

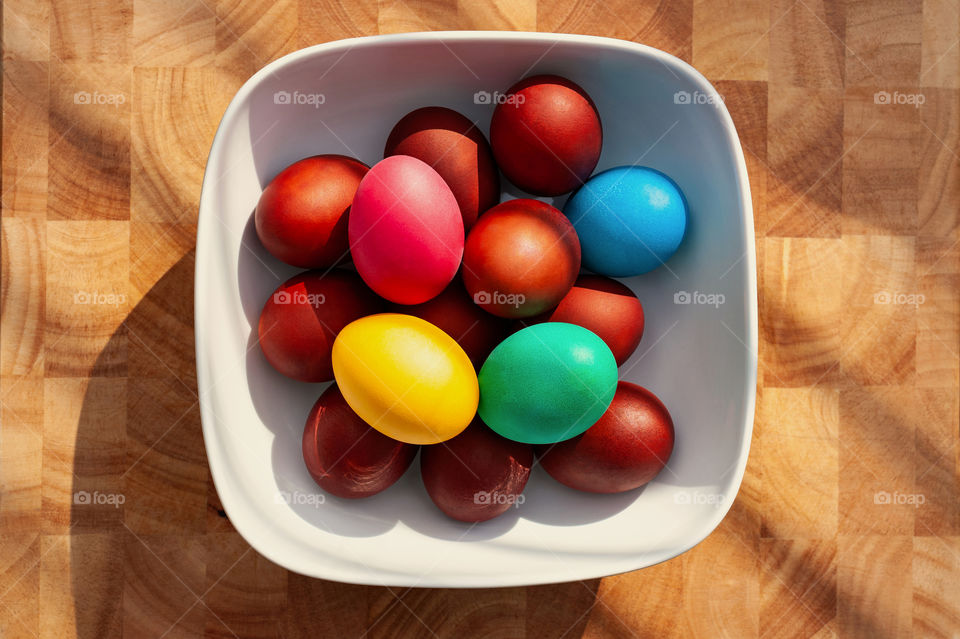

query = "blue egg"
[564,166,688,276]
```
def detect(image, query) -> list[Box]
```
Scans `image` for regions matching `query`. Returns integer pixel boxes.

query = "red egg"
[349,155,464,305]
[489,75,602,196]
[462,198,580,318]
[537,382,675,494]
[391,277,510,370]
[384,106,500,231]
[303,385,418,498]
[255,155,369,268]
[421,419,533,522]
[258,270,384,382]
[518,275,644,366]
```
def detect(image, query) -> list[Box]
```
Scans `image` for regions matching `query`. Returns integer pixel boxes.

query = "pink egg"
[349,155,464,304]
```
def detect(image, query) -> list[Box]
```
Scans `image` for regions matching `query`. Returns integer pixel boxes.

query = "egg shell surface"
[384,106,500,231]
[255,154,369,268]
[349,155,464,304]
[477,322,618,444]
[489,75,602,196]
[461,198,581,319]
[564,166,688,276]
[391,276,510,370]
[302,384,418,498]
[537,381,675,493]
[517,275,644,366]
[257,269,385,383]
[332,313,479,445]
[420,418,533,522]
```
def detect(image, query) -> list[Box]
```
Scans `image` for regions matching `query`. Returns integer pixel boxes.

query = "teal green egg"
[477,322,618,444]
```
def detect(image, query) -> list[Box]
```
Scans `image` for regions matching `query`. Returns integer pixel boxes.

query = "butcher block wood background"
[1,0,958,637]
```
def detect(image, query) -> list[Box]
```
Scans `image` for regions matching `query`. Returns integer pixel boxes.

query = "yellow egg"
[331,313,479,445]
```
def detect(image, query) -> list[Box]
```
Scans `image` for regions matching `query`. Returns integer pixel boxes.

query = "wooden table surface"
[1,0,958,637]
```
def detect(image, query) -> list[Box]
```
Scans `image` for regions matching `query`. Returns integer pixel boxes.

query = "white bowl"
[195,31,757,588]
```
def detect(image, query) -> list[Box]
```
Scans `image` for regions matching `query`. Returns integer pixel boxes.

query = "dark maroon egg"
[489,75,602,196]
[255,155,369,268]
[384,106,500,230]
[391,277,510,369]
[421,419,534,522]
[537,382,674,493]
[517,275,644,366]
[258,269,385,382]
[302,385,418,498]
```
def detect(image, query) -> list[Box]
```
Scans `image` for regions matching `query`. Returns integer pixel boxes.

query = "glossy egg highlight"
[349,156,464,304]
[332,314,479,445]
[478,322,618,444]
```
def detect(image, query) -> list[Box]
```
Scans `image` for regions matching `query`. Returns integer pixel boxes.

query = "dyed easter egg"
[258,270,384,383]
[391,277,510,370]
[537,382,675,493]
[478,323,617,444]
[421,419,533,522]
[462,199,580,318]
[518,275,644,366]
[384,107,500,230]
[349,156,464,304]
[564,166,688,276]
[331,314,478,445]
[489,75,602,196]
[302,385,418,498]
[255,155,368,268]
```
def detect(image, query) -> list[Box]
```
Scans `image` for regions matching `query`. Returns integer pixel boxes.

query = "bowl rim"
[195,30,759,588]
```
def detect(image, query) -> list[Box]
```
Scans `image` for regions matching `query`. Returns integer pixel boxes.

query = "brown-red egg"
[537,382,675,493]
[462,198,580,318]
[421,418,534,522]
[255,155,368,268]
[257,269,384,383]
[517,275,644,366]
[384,106,499,230]
[489,75,601,196]
[302,384,418,498]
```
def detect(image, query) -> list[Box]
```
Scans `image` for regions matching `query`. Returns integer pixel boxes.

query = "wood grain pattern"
[1,0,959,637]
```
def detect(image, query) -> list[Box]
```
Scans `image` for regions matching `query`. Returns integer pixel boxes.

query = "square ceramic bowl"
[196,31,757,588]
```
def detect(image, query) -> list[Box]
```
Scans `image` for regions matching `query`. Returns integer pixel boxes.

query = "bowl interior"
[196,32,757,587]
